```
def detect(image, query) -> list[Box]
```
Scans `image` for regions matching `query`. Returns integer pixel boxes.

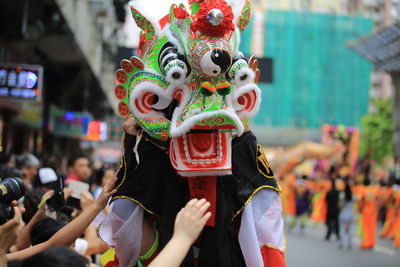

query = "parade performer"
[98,0,285,266]
[358,179,380,249]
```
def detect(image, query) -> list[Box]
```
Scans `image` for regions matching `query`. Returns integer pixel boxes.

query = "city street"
[285,222,400,267]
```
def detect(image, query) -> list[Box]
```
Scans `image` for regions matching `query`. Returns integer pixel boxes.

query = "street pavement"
[285,222,400,267]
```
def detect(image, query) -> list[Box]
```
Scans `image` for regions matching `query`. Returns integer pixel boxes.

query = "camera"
[38,168,66,212]
[0,177,25,225]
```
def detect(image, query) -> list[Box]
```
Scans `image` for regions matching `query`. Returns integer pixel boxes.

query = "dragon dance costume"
[98,1,286,266]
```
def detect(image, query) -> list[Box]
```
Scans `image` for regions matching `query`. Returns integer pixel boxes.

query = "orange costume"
[310,180,330,224]
[392,188,400,248]
[359,185,380,249]
[281,174,296,216]
[380,187,395,238]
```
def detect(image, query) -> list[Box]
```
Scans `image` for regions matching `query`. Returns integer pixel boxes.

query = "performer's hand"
[123,114,139,135]
[93,176,117,211]
[173,198,211,245]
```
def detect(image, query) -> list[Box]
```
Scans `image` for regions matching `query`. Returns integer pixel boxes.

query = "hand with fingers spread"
[0,207,22,254]
[148,198,212,267]
[93,175,118,211]
[173,198,211,245]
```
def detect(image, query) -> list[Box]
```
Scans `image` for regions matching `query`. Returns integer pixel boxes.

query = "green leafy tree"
[360,98,393,165]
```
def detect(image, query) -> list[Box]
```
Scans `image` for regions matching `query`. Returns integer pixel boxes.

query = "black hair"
[30,217,66,245]
[22,189,45,224]
[89,167,105,187]
[67,154,88,168]
[344,180,352,202]
[19,247,88,267]
[363,177,371,186]
[0,148,12,164]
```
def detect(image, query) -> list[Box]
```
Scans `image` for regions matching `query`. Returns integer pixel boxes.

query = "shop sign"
[0,63,43,102]
[50,108,92,138]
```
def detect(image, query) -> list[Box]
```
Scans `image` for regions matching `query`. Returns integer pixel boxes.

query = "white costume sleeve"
[238,189,285,267]
[98,198,144,267]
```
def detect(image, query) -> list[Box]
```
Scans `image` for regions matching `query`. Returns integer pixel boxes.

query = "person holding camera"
[0,202,24,267]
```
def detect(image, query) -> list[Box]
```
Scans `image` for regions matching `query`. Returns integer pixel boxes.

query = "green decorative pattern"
[129,72,169,94]
[130,7,155,35]
[238,0,251,32]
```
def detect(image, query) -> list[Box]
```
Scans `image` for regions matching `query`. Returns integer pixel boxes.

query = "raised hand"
[94,176,117,211]
[0,207,23,253]
[173,198,212,245]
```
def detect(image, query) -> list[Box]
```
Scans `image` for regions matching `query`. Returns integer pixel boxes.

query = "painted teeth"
[183,131,225,165]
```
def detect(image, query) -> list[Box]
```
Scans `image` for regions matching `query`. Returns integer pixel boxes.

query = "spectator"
[325,179,340,241]
[65,154,91,184]
[15,153,40,189]
[0,149,22,179]
[90,167,115,200]
[338,178,354,249]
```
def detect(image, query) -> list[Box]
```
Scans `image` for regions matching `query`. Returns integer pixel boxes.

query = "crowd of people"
[0,150,211,267]
[282,160,400,250]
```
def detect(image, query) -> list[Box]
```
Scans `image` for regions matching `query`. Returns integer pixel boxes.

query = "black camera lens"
[0,205,15,225]
[0,177,25,204]
[0,177,25,225]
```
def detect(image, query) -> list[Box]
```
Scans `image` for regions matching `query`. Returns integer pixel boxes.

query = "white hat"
[38,167,58,184]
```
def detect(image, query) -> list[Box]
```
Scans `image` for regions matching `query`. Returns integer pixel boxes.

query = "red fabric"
[190,0,234,36]
[159,14,170,29]
[65,173,81,185]
[104,256,119,267]
[173,7,189,19]
[188,176,216,226]
[189,0,205,5]
[261,246,286,267]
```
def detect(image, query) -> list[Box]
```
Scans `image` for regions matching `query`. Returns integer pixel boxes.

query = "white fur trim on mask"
[164,24,186,55]
[230,0,247,26]
[130,81,172,119]
[177,170,232,177]
[234,67,255,87]
[170,109,244,138]
[166,65,187,86]
[232,83,262,118]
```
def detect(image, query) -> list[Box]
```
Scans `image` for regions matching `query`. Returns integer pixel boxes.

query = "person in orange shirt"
[392,187,400,248]
[311,179,330,225]
[380,184,395,238]
[390,160,400,248]
[358,178,380,249]
[281,173,296,218]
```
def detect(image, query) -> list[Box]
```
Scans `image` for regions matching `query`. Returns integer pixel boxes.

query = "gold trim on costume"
[261,243,285,253]
[256,145,275,178]
[112,195,158,216]
[115,154,127,191]
[232,185,281,220]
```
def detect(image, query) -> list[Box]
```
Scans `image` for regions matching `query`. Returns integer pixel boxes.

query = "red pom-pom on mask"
[190,0,234,37]
[173,7,189,19]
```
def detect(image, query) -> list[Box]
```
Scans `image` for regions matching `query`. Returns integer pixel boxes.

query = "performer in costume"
[98,1,286,266]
